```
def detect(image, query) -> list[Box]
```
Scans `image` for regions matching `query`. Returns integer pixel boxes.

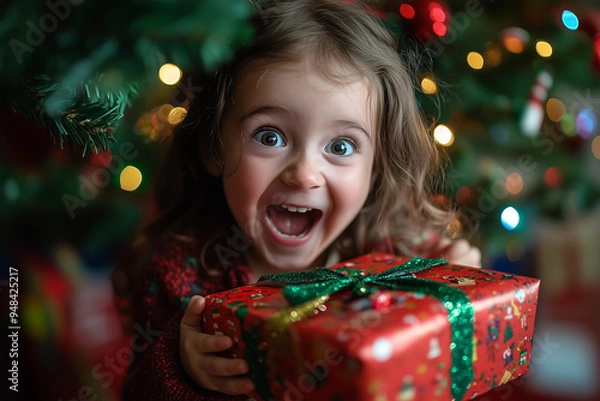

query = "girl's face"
[219,58,376,275]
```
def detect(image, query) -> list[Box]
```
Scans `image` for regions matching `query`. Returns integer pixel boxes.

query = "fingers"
[197,332,234,353]
[202,375,255,395]
[443,239,482,267]
[181,295,205,328]
[199,355,249,376]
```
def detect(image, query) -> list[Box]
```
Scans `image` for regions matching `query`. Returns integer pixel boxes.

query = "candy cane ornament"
[520,70,554,137]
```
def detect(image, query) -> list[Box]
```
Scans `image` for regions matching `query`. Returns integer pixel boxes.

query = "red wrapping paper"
[201,253,540,401]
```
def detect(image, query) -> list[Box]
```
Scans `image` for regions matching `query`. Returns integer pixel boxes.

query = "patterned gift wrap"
[201,253,540,401]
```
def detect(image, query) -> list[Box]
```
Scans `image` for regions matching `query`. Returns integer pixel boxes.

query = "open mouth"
[266,204,323,238]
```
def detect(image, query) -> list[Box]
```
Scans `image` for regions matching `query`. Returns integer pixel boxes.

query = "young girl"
[113,0,481,399]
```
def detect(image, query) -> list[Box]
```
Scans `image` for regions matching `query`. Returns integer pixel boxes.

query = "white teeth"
[281,204,312,213]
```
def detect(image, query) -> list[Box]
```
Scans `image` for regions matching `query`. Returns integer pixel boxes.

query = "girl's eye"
[326,138,356,157]
[253,129,286,147]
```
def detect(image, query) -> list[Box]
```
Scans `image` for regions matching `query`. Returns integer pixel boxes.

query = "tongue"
[268,207,313,236]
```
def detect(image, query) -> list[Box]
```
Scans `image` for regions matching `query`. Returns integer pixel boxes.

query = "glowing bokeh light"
[506,172,524,195]
[501,206,520,231]
[120,166,143,192]
[430,7,446,22]
[433,124,454,146]
[501,27,529,54]
[467,51,484,70]
[503,37,525,53]
[546,98,566,122]
[535,41,553,58]
[544,167,563,188]
[421,77,438,94]
[561,10,579,30]
[576,109,596,139]
[560,113,577,136]
[399,4,415,19]
[456,186,473,204]
[158,63,182,85]
[433,22,447,36]
[592,136,600,160]
[168,107,188,125]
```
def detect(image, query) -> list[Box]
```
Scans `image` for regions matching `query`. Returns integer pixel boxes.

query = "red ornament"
[396,0,453,42]
[372,291,392,310]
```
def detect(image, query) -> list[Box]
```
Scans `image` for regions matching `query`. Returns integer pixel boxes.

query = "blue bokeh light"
[576,109,596,139]
[501,206,520,231]
[562,10,579,30]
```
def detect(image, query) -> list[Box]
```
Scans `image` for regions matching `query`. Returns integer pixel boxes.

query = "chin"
[263,251,321,272]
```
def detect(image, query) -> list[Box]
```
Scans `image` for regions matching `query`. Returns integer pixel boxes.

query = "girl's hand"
[180,295,255,395]
[427,238,482,268]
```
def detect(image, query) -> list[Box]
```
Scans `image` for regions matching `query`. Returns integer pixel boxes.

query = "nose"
[280,156,325,190]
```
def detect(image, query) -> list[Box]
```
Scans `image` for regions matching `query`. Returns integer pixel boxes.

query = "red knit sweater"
[121,239,396,400]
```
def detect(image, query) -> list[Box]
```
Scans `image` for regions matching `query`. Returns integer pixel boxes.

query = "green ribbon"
[258,257,475,400]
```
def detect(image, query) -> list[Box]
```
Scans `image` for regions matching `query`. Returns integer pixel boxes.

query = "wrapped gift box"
[201,253,540,401]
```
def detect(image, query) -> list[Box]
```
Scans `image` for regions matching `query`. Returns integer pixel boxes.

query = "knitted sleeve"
[121,242,248,401]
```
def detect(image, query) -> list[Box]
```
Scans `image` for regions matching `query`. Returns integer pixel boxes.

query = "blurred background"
[1,0,599,400]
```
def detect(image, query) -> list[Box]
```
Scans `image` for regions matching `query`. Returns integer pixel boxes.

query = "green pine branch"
[9,75,141,155]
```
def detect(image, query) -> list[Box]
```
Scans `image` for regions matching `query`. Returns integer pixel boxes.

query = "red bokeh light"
[399,4,415,19]
[544,167,564,188]
[433,21,447,36]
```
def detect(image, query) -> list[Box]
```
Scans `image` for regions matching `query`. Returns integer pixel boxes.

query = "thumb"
[181,295,205,328]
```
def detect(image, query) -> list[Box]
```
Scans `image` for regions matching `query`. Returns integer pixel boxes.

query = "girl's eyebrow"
[332,120,372,141]
[239,105,292,123]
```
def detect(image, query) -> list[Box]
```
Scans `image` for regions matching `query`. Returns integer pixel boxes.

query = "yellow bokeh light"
[120,166,143,192]
[546,98,566,122]
[467,52,484,70]
[535,41,553,58]
[168,107,188,125]
[592,136,600,160]
[158,63,182,85]
[433,124,454,146]
[421,77,438,95]
[506,172,524,195]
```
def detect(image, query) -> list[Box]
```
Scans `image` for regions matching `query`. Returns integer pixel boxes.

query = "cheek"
[223,157,269,214]
[331,166,373,217]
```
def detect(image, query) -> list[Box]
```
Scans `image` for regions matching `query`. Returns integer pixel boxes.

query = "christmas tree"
[2,1,599,400]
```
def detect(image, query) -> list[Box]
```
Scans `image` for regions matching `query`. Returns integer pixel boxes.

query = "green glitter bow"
[258,257,475,400]
[259,257,447,305]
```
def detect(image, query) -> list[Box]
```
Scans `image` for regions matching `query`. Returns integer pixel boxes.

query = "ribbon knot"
[259,257,447,305]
